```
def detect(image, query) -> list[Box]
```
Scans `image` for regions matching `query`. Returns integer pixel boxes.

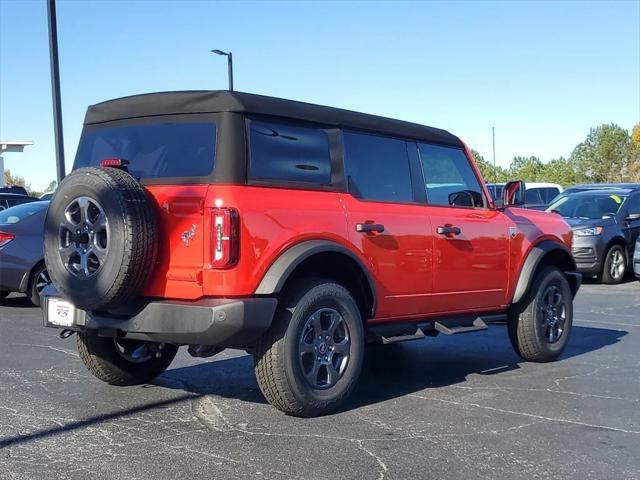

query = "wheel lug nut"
[155,352,162,358]
[317,356,321,361]
[324,356,328,361]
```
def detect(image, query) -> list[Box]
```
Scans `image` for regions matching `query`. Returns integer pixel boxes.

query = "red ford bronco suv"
[42,91,581,417]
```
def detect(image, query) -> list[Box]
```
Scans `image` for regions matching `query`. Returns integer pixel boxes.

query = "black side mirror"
[626,213,640,222]
[449,190,484,208]
[502,180,525,207]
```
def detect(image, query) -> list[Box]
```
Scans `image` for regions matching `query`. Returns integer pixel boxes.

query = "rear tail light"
[0,231,15,248]
[211,208,239,268]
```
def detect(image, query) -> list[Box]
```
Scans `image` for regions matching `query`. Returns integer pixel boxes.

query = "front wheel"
[254,279,365,417]
[601,245,626,284]
[508,265,573,362]
[77,331,178,386]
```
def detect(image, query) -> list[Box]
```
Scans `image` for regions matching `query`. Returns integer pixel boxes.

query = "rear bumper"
[41,285,277,348]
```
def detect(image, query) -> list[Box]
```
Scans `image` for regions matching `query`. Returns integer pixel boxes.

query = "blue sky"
[1,0,639,191]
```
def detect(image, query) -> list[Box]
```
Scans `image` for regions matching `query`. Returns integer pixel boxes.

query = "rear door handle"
[436,226,461,236]
[356,223,385,233]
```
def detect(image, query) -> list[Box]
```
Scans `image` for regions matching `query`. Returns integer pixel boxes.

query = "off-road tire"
[254,278,365,417]
[601,245,626,285]
[77,331,178,386]
[508,265,573,362]
[44,167,157,311]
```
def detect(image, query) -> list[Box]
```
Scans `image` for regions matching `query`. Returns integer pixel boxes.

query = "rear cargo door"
[142,185,208,299]
[72,116,218,299]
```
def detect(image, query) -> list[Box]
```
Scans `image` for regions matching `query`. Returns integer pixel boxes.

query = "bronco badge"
[181,224,197,247]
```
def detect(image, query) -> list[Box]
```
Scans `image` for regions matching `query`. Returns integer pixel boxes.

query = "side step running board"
[434,317,488,335]
[369,315,495,344]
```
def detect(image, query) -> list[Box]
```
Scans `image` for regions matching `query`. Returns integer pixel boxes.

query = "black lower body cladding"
[44,167,158,311]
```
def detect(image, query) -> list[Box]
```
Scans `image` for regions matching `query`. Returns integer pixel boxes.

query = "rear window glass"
[0,202,46,223]
[248,120,331,184]
[525,187,560,205]
[525,188,543,205]
[74,122,216,179]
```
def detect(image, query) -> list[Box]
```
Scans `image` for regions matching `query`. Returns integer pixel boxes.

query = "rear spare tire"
[44,167,157,311]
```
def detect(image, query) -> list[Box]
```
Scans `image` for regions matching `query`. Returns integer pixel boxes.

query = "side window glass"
[627,195,640,214]
[248,120,331,184]
[418,143,485,207]
[343,131,413,203]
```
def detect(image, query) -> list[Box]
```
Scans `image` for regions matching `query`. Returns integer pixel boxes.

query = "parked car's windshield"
[0,201,48,224]
[546,193,627,219]
[74,122,216,179]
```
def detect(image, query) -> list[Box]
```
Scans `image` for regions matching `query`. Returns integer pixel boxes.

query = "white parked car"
[487,182,563,209]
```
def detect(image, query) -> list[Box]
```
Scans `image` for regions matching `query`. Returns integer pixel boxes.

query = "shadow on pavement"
[0,394,195,449]
[0,324,626,447]
[157,324,627,413]
[0,295,36,309]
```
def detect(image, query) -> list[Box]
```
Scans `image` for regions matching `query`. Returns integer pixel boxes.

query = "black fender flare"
[255,240,376,314]
[512,240,579,304]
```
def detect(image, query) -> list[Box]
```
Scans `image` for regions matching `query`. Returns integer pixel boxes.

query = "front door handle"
[356,223,385,233]
[436,225,461,236]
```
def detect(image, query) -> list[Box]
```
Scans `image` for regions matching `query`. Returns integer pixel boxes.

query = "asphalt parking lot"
[0,281,638,480]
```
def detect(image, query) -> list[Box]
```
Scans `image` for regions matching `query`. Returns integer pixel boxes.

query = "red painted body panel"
[139,150,573,325]
[140,183,572,323]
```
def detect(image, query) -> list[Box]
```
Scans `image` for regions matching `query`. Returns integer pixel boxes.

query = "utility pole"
[492,126,496,184]
[47,0,66,182]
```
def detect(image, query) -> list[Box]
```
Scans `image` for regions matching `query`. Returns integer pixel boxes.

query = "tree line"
[2,170,56,198]
[473,123,640,186]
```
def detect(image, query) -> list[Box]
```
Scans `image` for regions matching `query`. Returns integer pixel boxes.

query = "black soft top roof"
[85,90,463,148]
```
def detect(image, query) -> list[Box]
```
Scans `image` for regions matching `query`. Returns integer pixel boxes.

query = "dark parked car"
[0,201,51,305]
[0,193,38,211]
[0,185,29,195]
[548,183,640,205]
[547,189,640,283]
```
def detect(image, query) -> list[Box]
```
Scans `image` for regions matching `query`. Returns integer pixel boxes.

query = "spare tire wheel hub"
[59,196,109,278]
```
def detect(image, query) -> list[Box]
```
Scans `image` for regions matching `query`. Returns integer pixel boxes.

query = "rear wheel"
[44,167,158,311]
[27,264,51,307]
[601,245,626,284]
[508,265,573,362]
[77,331,178,386]
[254,279,365,417]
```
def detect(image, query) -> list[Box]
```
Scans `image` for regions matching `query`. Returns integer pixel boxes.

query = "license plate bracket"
[47,298,76,327]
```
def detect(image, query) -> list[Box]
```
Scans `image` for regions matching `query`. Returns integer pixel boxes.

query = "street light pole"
[47,0,66,182]
[227,52,233,91]
[211,49,234,91]
[492,126,496,184]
